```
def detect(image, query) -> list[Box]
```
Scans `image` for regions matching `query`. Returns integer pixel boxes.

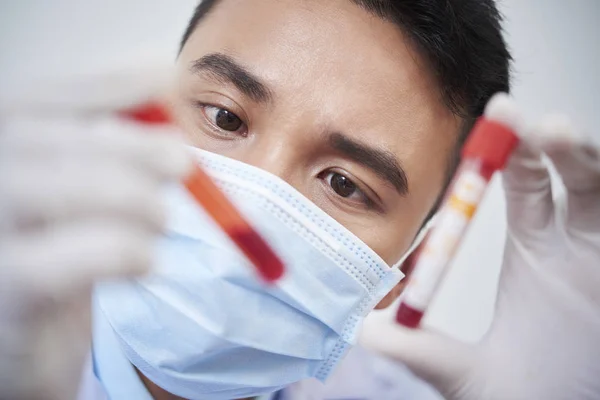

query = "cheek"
[361,160,450,264]
[358,214,422,265]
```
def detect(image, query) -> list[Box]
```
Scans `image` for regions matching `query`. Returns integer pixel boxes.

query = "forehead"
[180,0,458,183]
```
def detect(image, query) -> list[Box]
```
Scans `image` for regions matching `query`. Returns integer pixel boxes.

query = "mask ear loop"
[391,214,437,271]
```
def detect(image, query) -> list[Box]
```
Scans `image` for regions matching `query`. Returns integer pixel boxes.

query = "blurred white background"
[0,0,598,342]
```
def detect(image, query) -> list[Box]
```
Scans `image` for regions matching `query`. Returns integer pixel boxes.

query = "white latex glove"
[361,94,600,400]
[0,67,192,400]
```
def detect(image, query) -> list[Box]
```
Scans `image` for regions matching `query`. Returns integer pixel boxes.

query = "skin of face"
[173,0,459,304]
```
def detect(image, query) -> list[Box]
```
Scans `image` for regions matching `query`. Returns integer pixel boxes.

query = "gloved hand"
[360,96,600,400]
[0,67,191,400]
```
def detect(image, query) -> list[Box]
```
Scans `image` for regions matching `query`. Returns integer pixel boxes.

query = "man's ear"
[374,243,422,310]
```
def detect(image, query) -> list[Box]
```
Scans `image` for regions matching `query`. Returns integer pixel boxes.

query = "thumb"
[483,93,554,235]
[359,310,476,397]
[502,141,553,235]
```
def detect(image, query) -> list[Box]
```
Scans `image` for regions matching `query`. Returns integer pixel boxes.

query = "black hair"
[180,0,219,52]
[180,0,511,220]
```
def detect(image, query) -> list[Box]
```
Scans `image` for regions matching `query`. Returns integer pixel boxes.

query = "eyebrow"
[328,132,409,195]
[189,53,273,103]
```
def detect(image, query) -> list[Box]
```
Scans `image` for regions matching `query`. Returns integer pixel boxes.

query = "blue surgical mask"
[96,149,405,400]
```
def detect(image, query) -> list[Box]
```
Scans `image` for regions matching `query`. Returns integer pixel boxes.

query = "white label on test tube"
[403,169,488,310]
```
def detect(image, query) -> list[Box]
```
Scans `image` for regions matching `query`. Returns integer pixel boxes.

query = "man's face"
[173,0,459,264]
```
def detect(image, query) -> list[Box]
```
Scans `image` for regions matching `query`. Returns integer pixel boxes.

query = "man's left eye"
[322,171,375,210]
[203,106,245,132]
[328,172,358,198]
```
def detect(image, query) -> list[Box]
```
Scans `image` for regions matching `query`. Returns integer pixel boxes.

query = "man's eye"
[203,106,245,132]
[327,172,358,198]
[322,171,377,211]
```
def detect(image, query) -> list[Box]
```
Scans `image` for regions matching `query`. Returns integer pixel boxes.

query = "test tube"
[396,94,520,328]
[120,102,285,282]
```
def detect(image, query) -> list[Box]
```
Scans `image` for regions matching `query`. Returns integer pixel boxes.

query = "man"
[127,1,506,397]
[1,0,598,399]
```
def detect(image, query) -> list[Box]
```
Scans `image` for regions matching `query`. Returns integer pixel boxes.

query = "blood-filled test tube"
[120,102,285,282]
[396,116,519,328]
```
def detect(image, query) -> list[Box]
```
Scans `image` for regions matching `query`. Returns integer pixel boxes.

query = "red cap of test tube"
[119,101,171,124]
[461,118,519,174]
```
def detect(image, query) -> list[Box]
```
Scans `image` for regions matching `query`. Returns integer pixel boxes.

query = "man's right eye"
[202,105,247,135]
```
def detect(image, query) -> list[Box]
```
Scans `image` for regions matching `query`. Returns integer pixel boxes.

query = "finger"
[0,222,156,298]
[0,163,166,233]
[502,142,554,234]
[359,311,475,397]
[482,93,554,235]
[0,116,193,181]
[530,115,600,232]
